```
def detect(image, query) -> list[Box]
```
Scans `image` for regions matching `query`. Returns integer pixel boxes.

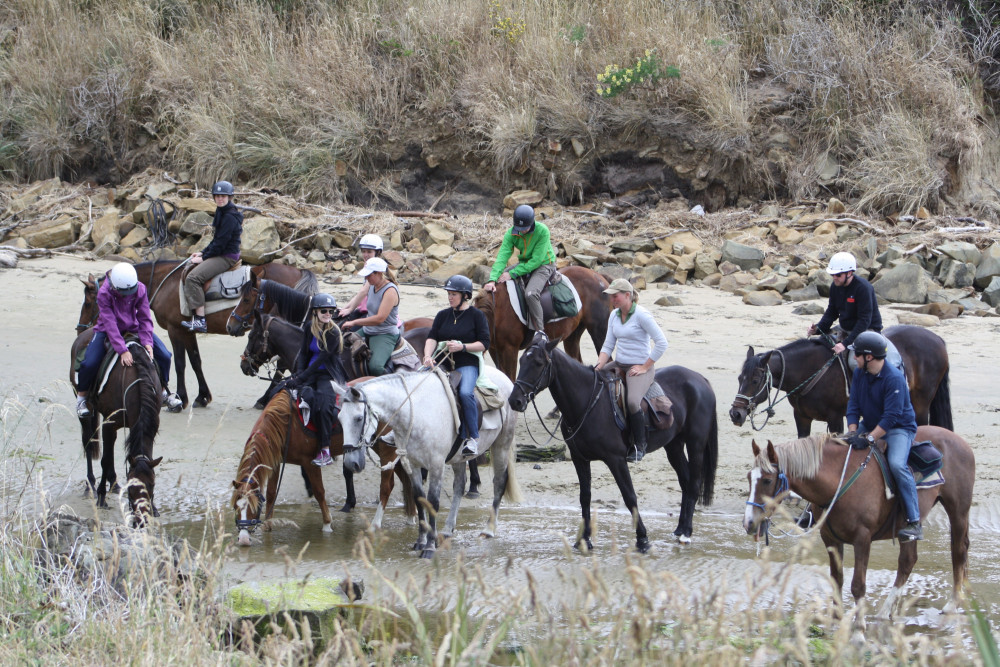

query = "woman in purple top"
[76,263,180,416]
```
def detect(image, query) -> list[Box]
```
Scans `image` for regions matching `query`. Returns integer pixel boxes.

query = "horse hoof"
[480,530,495,539]
[194,397,211,408]
[412,542,424,551]
[167,403,183,413]
[253,400,266,410]
[574,539,593,553]
[338,504,354,513]
[637,538,651,553]
[322,523,333,534]
[420,550,435,559]
[465,490,480,499]
[676,534,692,545]
[110,483,121,494]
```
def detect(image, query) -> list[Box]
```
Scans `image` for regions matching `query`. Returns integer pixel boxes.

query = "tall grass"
[0,0,994,212]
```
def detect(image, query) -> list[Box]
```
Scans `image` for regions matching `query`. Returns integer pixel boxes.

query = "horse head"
[333,381,376,474]
[126,454,162,528]
[227,270,264,336]
[76,274,99,333]
[743,439,789,537]
[508,332,560,412]
[240,311,272,376]
[730,346,772,426]
[231,470,267,546]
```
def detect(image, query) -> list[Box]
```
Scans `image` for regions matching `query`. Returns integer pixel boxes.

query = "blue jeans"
[456,365,479,440]
[78,331,172,391]
[886,427,920,523]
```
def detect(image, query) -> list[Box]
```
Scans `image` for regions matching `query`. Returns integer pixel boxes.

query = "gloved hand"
[846,431,870,450]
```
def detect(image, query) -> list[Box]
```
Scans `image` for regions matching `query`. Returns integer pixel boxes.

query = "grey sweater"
[600,304,668,365]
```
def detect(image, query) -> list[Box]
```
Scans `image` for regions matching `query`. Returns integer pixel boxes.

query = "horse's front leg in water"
[421,468,444,559]
[607,456,650,553]
[443,462,467,538]
[572,456,594,552]
[341,469,356,513]
[408,468,429,552]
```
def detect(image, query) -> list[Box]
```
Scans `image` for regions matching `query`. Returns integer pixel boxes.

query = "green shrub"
[596,49,679,98]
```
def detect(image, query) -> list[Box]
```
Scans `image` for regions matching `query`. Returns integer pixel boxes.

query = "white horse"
[334,366,522,558]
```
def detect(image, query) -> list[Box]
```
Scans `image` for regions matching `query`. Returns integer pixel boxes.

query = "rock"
[120,226,149,247]
[91,209,121,242]
[773,226,804,245]
[0,249,17,268]
[20,216,78,248]
[424,243,455,261]
[872,263,928,304]
[814,220,837,236]
[792,302,826,315]
[974,242,1000,290]
[896,312,940,327]
[571,138,586,157]
[653,231,703,255]
[755,273,789,294]
[390,230,404,250]
[178,211,212,236]
[718,272,754,293]
[720,240,765,271]
[329,230,354,249]
[743,290,783,306]
[692,252,718,280]
[983,276,1000,308]
[117,247,142,263]
[502,190,543,209]
[927,286,973,304]
[418,222,454,250]
[240,218,281,264]
[382,250,404,269]
[941,260,976,289]
[599,264,632,281]
[145,182,176,200]
[643,264,672,283]
[827,198,846,214]
[571,253,597,268]
[173,197,216,213]
[646,252,679,271]
[936,241,981,266]
[808,269,833,297]
[801,232,837,250]
[760,204,782,217]
[956,296,992,313]
[916,206,931,219]
[914,303,963,319]
[427,251,489,284]
[717,260,740,275]
[654,295,684,307]
[672,268,688,284]
[307,249,326,262]
[610,238,656,253]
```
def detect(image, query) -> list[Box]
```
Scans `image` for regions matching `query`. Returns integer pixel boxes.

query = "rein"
[148,258,190,310]
[515,345,605,446]
[739,341,841,431]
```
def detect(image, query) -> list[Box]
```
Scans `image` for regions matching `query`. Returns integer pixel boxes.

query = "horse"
[230,387,416,546]
[730,325,953,438]
[76,260,317,409]
[334,367,522,559]
[473,265,612,380]
[70,328,163,526]
[743,427,973,632]
[508,333,719,550]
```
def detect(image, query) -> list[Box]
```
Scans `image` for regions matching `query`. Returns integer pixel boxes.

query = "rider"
[341,256,399,376]
[808,251,900,368]
[594,278,668,463]
[845,331,923,542]
[182,180,244,333]
[285,293,347,467]
[337,233,395,320]
[482,204,557,333]
[423,275,491,460]
[76,263,182,417]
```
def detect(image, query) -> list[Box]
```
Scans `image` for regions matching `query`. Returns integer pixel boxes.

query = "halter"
[234,476,266,532]
[228,278,266,332]
[240,314,276,376]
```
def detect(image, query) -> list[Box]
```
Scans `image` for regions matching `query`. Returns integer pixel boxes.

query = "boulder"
[896,312,940,327]
[0,249,17,269]
[599,264,632,281]
[653,231,704,255]
[382,250,404,269]
[240,218,281,264]
[654,295,684,307]
[91,209,121,243]
[427,251,489,284]
[914,303,964,319]
[502,190,543,209]
[755,273,789,294]
[873,263,928,304]
[940,260,976,289]
[120,226,149,247]
[571,253,598,268]
[784,284,821,302]
[927,286,974,304]
[743,290,783,306]
[692,252,718,280]
[827,198,846,214]
[720,240,765,271]
[418,222,454,250]
[800,232,837,250]
[956,296,992,313]
[814,220,837,236]
[172,197,216,213]
[792,302,826,316]
[936,241,981,266]
[329,230,354,249]
[424,243,455,261]
[643,264,672,284]
[718,272,754,293]
[19,216,78,248]
[983,276,1000,308]
[178,211,212,237]
[773,226,804,245]
[610,238,656,253]
[974,242,1000,290]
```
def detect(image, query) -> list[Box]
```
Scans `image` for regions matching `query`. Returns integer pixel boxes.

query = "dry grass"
[0,0,995,213]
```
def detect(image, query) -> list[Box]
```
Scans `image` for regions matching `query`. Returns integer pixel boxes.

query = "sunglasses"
[316,309,335,315]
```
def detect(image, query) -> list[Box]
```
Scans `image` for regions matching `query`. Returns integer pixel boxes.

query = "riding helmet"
[826,251,857,275]
[848,331,889,359]
[311,293,337,310]
[512,204,535,234]
[109,262,139,296]
[212,180,235,197]
[443,274,474,299]
[358,233,384,251]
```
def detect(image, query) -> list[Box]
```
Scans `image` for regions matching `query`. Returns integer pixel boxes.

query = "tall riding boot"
[627,411,647,463]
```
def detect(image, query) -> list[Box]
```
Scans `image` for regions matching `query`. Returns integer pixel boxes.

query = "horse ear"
[232,480,240,488]
[766,440,779,464]
[747,346,754,359]
[752,439,761,457]
[545,335,562,352]
[151,457,163,468]
[331,381,347,397]
[349,387,364,402]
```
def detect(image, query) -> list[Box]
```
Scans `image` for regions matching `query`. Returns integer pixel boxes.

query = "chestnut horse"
[744,428,973,632]
[231,387,416,546]
[474,265,611,379]
[76,260,317,409]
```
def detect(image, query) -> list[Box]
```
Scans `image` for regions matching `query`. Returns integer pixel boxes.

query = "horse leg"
[606,457,650,553]
[466,460,481,499]
[300,468,314,499]
[572,456,594,552]
[499,345,519,382]
[395,465,417,525]
[420,469,443,559]
[482,444,510,539]
[849,538,872,632]
[81,415,99,497]
[167,327,190,408]
[408,468,429,551]
[792,409,813,438]
[878,542,917,621]
[340,469,356,513]
[825,540,846,619]
[304,465,332,533]
[664,441,694,541]
[941,494,971,613]
[443,462,466,538]
[262,474,279,530]
[370,465,398,531]
[183,333,213,407]
[97,424,118,509]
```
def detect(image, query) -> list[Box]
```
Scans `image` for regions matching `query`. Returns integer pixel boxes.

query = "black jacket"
[202,202,243,259]
[293,327,347,386]
[817,275,882,345]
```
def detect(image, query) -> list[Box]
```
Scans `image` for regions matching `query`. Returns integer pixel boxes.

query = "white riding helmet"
[109,262,138,295]
[826,252,857,275]
[358,233,384,251]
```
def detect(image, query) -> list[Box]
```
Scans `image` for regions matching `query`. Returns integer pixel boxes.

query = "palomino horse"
[70,329,163,526]
[335,367,522,559]
[508,333,719,549]
[230,387,416,546]
[76,260,317,409]
[473,265,611,380]
[730,325,953,437]
[743,427,973,631]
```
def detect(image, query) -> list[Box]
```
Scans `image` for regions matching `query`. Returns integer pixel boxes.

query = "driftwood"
[392,210,448,219]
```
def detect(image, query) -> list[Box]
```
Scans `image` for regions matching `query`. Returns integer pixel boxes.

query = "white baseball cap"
[357,256,388,276]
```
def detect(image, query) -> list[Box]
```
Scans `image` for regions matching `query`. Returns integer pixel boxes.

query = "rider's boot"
[795,504,815,529]
[182,316,208,333]
[626,411,647,463]
[898,520,923,542]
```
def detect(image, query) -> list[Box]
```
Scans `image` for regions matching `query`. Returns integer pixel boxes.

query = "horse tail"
[700,410,718,506]
[294,269,318,294]
[124,348,161,463]
[929,367,954,431]
[500,408,524,503]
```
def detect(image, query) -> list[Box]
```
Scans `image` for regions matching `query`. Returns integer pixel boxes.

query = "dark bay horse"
[70,329,163,526]
[231,387,416,546]
[743,427,973,632]
[508,333,719,550]
[76,260,317,409]
[474,265,611,380]
[730,325,952,437]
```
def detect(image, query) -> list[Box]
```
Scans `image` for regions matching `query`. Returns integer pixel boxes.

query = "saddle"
[504,271,582,327]
[74,333,144,395]
[342,330,421,377]
[867,438,945,490]
[602,368,674,434]
[440,369,505,463]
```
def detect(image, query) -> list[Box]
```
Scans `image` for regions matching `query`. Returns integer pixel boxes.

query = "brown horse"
[743,427,973,632]
[76,260,317,409]
[474,265,611,380]
[730,325,953,437]
[230,386,416,546]
[70,328,163,526]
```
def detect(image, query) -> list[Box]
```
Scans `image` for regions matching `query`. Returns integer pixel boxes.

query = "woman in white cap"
[341,256,400,376]
[594,278,668,463]
[337,233,394,319]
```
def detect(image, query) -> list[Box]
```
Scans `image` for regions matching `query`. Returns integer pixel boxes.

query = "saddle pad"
[504,273,582,326]
[178,265,251,317]
[389,336,421,372]
[916,469,945,489]
[96,340,144,395]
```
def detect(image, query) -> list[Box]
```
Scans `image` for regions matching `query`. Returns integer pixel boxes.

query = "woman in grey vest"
[341,256,399,376]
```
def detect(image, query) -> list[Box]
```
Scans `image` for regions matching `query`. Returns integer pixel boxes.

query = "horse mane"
[230,391,292,510]
[294,269,318,294]
[123,347,161,463]
[473,289,495,319]
[755,434,846,478]
[262,280,312,324]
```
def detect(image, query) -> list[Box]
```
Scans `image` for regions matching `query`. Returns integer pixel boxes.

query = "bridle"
[240,314,276,376]
[234,476,265,532]
[76,278,102,333]
[229,279,266,333]
[126,453,154,516]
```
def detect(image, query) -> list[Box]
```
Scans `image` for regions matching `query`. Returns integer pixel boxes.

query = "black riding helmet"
[848,331,888,359]
[212,180,235,196]
[512,204,535,234]
[311,293,337,310]
[444,274,474,300]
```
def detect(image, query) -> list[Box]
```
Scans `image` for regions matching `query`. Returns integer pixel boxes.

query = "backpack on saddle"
[507,271,581,325]
[342,331,422,377]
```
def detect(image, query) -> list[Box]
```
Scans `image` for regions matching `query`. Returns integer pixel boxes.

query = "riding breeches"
[78,331,172,391]
[886,427,920,524]
[603,360,655,412]
[521,263,557,331]
[363,331,399,376]
[184,256,236,310]
[456,365,480,440]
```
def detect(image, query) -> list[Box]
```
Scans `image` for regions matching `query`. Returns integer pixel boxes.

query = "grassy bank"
[0,0,995,213]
